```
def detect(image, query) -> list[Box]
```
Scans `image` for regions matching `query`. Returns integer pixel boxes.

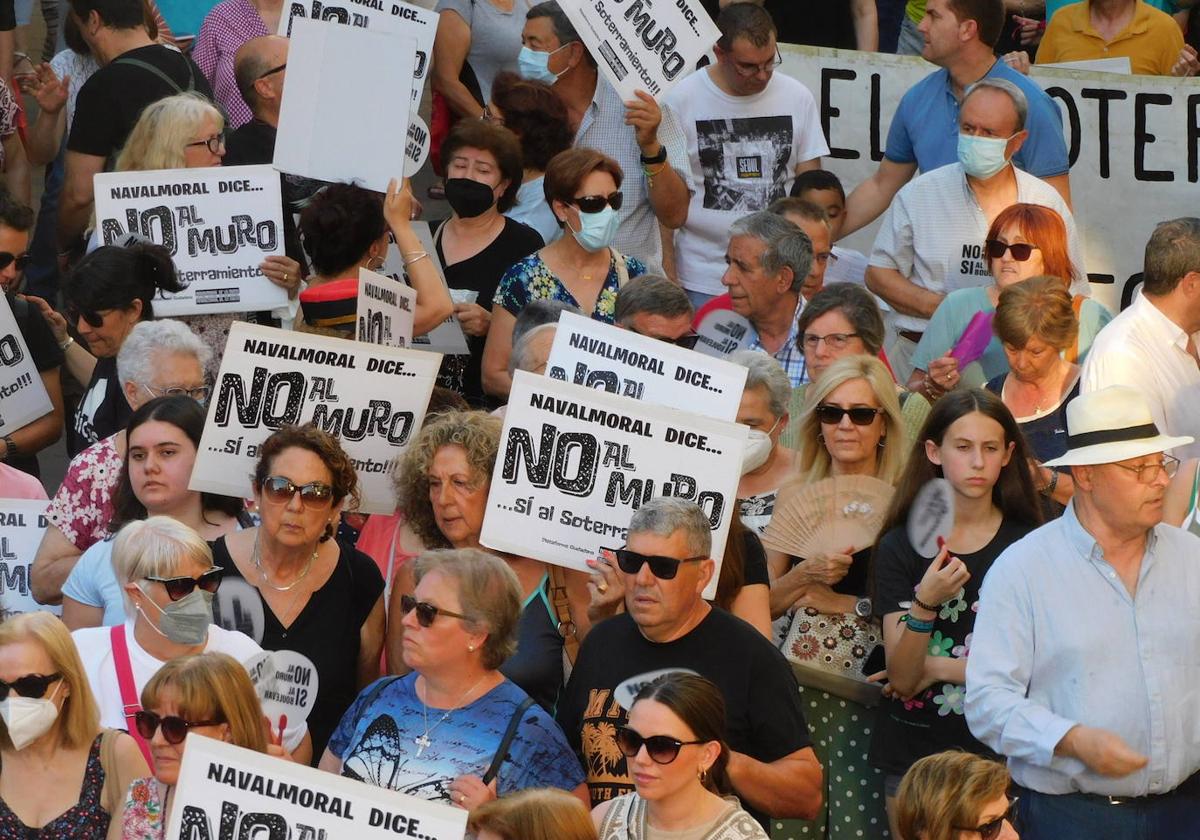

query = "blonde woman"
[0,612,148,838]
[895,752,1017,840]
[470,788,597,840]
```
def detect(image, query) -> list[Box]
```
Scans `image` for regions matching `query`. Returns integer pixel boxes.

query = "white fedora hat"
[1044,385,1193,468]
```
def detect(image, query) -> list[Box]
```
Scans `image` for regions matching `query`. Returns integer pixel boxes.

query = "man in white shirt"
[663,2,827,310]
[866,77,1082,381]
[1081,217,1200,461]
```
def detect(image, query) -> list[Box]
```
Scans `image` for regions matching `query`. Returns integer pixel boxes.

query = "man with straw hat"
[965,384,1200,839]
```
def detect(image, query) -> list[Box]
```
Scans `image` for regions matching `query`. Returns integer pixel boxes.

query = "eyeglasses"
[801,332,860,351]
[144,566,223,601]
[814,405,883,426]
[954,797,1018,840]
[984,240,1040,261]
[258,63,286,82]
[730,47,783,77]
[615,726,706,764]
[259,476,334,507]
[604,547,707,580]
[134,710,224,745]
[1110,455,1179,484]
[65,303,110,329]
[572,192,623,214]
[0,673,62,701]
[0,251,29,272]
[399,594,471,628]
[668,331,700,350]
[186,132,226,155]
[142,382,212,403]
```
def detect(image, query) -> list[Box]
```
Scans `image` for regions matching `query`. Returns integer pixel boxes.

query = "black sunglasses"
[668,331,700,350]
[955,797,1018,840]
[572,191,623,214]
[0,672,61,701]
[0,251,29,272]
[400,594,471,628]
[615,726,705,764]
[984,239,1039,261]
[144,566,223,601]
[135,710,224,745]
[260,476,334,507]
[65,303,107,328]
[815,405,883,426]
[258,62,286,81]
[605,547,707,580]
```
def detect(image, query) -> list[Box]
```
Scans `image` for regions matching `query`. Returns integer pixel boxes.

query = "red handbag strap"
[110,625,153,769]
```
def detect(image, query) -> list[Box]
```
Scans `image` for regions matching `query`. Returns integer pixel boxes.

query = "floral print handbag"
[780,607,884,707]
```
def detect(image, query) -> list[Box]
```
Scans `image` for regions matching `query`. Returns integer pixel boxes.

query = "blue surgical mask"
[518,44,568,84]
[957,133,1014,180]
[569,205,620,252]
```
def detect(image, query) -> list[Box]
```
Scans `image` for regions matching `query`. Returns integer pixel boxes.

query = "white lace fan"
[763,475,894,559]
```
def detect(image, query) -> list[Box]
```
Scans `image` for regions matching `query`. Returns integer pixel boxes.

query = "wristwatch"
[854,597,872,619]
[1,435,16,460]
[639,144,667,165]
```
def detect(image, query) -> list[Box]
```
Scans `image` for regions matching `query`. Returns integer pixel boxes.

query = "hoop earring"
[366,254,385,271]
[878,437,886,448]
[698,766,709,783]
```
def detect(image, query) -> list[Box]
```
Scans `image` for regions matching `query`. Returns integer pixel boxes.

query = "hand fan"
[763,475,894,559]
[950,310,995,368]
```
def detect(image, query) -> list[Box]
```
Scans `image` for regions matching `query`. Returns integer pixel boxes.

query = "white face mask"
[741,417,781,474]
[0,681,62,750]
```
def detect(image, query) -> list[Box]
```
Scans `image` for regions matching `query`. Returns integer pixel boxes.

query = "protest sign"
[166,736,468,840]
[480,371,747,598]
[0,500,57,620]
[275,18,416,194]
[383,223,471,355]
[781,44,1200,312]
[0,296,53,436]
[907,479,954,559]
[692,305,753,360]
[246,649,320,726]
[547,312,747,421]
[357,268,416,348]
[558,0,720,101]
[189,322,440,514]
[405,115,431,177]
[93,165,288,317]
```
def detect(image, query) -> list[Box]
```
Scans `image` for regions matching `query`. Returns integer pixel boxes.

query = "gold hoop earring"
[366,255,385,271]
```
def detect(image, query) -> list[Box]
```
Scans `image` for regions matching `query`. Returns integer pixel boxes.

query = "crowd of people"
[0,0,1198,838]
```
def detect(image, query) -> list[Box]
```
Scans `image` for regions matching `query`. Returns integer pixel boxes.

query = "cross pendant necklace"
[414,674,488,758]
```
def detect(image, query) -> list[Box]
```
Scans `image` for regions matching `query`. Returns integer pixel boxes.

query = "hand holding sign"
[624,90,664,154]
[586,551,625,623]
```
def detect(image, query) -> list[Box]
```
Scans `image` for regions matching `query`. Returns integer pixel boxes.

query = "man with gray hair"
[866,78,1083,381]
[615,274,697,347]
[556,497,823,830]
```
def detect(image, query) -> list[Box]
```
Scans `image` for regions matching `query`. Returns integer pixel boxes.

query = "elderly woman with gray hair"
[321,549,586,809]
[732,350,797,537]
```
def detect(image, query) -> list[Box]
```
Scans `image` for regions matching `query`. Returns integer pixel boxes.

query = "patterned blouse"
[120,777,166,840]
[0,81,18,169]
[47,433,122,551]
[0,734,111,839]
[494,251,645,323]
[193,0,269,129]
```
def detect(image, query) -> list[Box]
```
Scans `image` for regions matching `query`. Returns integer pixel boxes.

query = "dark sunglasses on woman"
[144,566,223,601]
[615,726,705,764]
[815,405,883,426]
[572,192,623,213]
[603,547,707,580]
[399,594,470,628]
[0,251,29,272]
[65,303,106,328]
[260,476,334,507]
[954,797,1018,840]
[134,710,224,745]
[984,239,1039,261]
[0,672,61,701]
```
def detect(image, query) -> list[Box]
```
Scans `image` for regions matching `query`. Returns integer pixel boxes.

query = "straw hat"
[1044,385,1192,467]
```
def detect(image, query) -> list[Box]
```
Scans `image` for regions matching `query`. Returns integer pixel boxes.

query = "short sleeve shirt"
[46,434,122,551]
[494,251,646,322]
[435,0,526,104]
[193,0,269,128]
[1037,0,1184,75]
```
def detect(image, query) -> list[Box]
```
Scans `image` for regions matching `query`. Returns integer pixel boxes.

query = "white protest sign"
[246,649,320,725]
[357,268,416,348]
[782,44,1200,313]
[275,18,416,194]
[907,478,954,560]
[405,115,431,178]
[481,371,747,598]
[558,0,720,101]
[166,736,468,840]
[0,500,58,620]
[1041,57,1132,74]
[0,297,53,436]
[93,165,288,317]
[385,222,470,355]
[279,0,437,105]
[692,307,754,359]
[547,312,747,421]
[190,322,441,514]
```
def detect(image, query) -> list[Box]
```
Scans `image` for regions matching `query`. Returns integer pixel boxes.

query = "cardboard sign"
[189,322,440,514]
[92,165,288,317]
[166,736,468,840]
[275,18,417,194]
[384,223,471,355]
[546,312,747,421]
[480,371,747,598]
[0,296,53,436]
[357,268,416,348]
[558,0,720,101]
[0,500,58,620]
[404,115,431,177]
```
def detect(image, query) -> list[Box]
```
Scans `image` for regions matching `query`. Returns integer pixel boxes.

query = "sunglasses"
[65,303,108,329]
[615,726,705,764]
[135,710,224,745]
[0,672,61,701]
[668,331,700,350]
[186,132,226,155]
[605,547,707,580]
[260,476,334,507]
[815,405,883,426]
[0,251,29,272]
[400,594,471,628]
[955,797,1018,840]
[144,566,223,601]
[572,192,623,214]
[984,239,1039,261]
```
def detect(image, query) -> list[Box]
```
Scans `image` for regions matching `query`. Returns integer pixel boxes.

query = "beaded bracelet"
[901,613,935,634]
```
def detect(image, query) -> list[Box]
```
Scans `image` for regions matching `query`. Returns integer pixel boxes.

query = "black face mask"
[444,178,497,219]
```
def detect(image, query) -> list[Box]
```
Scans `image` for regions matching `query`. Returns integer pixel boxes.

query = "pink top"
[192,0,269,129]
[0,463,48,499]
[46,434,122,551]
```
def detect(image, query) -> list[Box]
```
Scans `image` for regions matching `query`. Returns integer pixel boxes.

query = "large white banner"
[166,736,468,840]
[546,312,747,421]
[0,296,52,436]
[781,44,1200,312]
[481,371,746,597]
[559,0,721,101]
[356,268,416,348]
[93,165,288,317]
[190,323,440,514]
[0,500,57,620]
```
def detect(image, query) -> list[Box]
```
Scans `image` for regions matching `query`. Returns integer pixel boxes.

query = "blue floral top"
[494,251,646,322]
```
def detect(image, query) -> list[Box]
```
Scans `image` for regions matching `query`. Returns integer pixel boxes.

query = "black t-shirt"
[869,518,1034,775]
[742,528,770,587]
[5,295,63,476]
[211,538,385,760]
[67,44,213,164]
[68,355,129,458]
[556,608,812,829]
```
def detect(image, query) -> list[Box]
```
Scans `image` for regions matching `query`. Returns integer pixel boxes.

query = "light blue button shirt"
[966,502,1200,796]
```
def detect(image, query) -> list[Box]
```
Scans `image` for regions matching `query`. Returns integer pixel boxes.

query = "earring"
[698,766,709,783]
[878,437,886,448]
[817,433,825,443]
[467,644,476,652]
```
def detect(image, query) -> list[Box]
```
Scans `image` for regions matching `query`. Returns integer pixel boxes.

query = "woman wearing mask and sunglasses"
[209,424,384,763]
[0,612,148,839]
[593,672,768,840]
[482,147,647,400]
[895,751,1019,840]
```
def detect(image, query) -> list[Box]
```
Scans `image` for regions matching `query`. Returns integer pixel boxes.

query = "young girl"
[869,389,1041,837]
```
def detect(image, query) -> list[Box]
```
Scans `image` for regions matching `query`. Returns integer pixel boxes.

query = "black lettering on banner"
[101,206,177,253]
[0,334,22,366]
[870,72,884,162]
[820,68,859,160]
[1079,88,1126,179]
[1045,87,1081,169]
[501,424,598,497]
[213,367,305,429]
[1134,92,1173,182]
[1189,94,1200,183]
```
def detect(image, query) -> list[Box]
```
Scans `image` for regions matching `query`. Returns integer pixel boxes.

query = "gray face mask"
[138,585,214,646]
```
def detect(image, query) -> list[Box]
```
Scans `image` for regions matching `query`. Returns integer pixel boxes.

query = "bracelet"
[901,613,935,633]
[1040,468,1060,497]
[403,251,429,267]
[58,335,74,351]
[912,594,941,613]
[639,144,667,165]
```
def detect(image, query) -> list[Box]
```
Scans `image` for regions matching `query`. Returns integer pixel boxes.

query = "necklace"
[414,674,489,758]
[252,533,317,592]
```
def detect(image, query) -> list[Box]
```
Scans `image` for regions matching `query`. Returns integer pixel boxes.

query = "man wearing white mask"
[865,78,1084,381]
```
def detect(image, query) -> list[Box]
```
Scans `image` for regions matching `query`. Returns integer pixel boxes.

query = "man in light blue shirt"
[966,384,1200,840]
